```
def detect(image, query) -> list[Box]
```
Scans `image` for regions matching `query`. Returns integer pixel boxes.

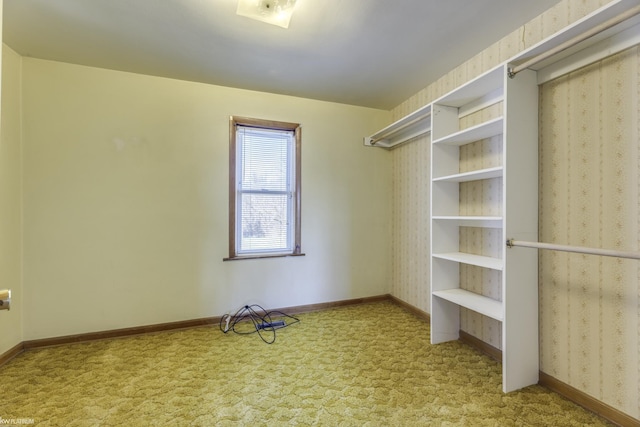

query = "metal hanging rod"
[370,111,431,146]
[506,239,640,260]
[508,4,640,78]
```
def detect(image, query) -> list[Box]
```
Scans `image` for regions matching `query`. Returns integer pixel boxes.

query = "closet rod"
[506,239,640,260]
[370,112,431,146]
[507,4,640,78]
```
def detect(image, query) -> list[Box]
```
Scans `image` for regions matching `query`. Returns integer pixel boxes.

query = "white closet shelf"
[432,252,503,270]
[364,104,431,149]
[508,0,640,74]
[433,289,503,321]
[432,117,504,146]
[433,166,503,182]
[432,216,503,228]
[435,65,504,108]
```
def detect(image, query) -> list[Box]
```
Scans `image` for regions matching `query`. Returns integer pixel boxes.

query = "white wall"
[20,58,392,340]
[0,41,25,354]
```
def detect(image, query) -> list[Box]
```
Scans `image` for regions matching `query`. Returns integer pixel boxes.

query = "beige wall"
[19,58,392,340]
[0,35,25,354]
[390,0,639,419]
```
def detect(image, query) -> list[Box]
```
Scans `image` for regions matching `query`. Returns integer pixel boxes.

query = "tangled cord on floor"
[219,304,300,344]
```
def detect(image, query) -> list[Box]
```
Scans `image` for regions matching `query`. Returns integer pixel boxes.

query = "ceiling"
[3,0,562,110]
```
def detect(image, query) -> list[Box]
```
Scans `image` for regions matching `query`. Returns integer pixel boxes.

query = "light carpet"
[0,301,611,426]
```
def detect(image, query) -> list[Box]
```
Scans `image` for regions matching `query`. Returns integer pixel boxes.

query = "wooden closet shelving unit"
[364,0,640,393]
[430,64,538,393]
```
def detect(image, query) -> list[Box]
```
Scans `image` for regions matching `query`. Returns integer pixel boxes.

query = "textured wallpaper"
[458,105,504,350]
[391,136,430,311]
[538,45,639,417]
[390,0,639,419]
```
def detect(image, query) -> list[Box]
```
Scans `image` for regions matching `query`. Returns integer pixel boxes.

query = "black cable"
[219,304,300,344]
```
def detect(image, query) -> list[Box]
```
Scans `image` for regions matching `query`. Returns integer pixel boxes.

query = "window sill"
[223,253,306,262]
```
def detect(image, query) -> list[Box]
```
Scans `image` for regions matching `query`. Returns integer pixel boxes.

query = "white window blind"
[236,125,295,254]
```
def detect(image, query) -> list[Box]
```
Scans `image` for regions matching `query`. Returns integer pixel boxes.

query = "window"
[226,116,302,260]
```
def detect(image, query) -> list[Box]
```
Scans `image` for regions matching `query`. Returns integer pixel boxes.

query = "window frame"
[226,116,303,260]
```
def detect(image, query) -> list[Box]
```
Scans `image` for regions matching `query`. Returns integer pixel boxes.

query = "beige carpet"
[0,301,611,426]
